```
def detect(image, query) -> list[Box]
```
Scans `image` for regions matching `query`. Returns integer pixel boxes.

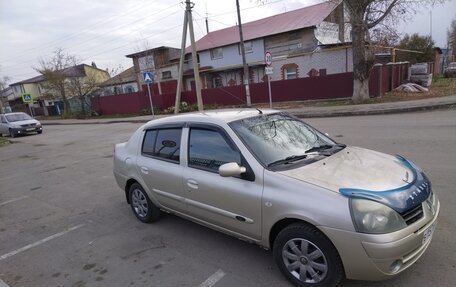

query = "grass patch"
[0,137,10,146]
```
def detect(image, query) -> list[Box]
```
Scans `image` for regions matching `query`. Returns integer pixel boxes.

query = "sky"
[1,0,455,84]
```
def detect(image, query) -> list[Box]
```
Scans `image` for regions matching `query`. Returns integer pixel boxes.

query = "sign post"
[264,52,273,108]
[143,72,155,118]
[21,92,34,117]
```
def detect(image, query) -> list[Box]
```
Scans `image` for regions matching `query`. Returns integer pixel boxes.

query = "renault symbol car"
[113,109,439,287]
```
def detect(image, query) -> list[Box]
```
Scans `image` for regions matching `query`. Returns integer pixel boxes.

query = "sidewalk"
[40,95,456,125]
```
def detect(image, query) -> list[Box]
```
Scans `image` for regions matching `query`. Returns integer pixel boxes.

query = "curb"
[40,103,456,125]
[292,103,456,118]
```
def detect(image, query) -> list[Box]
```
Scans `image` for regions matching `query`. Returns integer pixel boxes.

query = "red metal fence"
[91,62,410,115]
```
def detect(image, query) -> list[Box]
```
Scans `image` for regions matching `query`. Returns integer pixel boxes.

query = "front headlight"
[350,199,407,234]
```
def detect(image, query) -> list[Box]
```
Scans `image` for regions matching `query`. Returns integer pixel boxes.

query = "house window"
[239,41,253,54]
[162,71,172,79]
[285,67,297,79]
[210,48,223,59]
[282,63,299,80]
[212,75,223,87]
[113,86,122,95]
[125,85,134,93]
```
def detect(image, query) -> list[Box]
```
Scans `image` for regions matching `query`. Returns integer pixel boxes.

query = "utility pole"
[236,0,252,107]
[174,0,203,114]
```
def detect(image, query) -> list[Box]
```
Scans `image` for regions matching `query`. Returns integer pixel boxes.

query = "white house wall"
[270,47,353,80]
[198,38,265,69]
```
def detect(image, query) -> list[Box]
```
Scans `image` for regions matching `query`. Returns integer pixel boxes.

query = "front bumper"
[11,126,42,135]
[320,196,440,281]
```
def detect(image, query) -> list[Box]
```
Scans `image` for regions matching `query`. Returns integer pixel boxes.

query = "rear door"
[136,126,186,212]
[182,124,263,240]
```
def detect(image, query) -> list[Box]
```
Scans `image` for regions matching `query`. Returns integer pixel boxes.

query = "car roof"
[143,108,279,128]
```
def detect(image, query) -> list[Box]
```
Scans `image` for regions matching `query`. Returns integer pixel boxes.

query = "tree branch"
[367,0,400,29]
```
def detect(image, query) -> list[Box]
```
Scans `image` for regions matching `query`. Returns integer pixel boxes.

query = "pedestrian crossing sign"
[21,92,33,103]
[143,72,153,84]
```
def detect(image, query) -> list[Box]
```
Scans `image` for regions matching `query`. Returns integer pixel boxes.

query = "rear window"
[142,128,181,163]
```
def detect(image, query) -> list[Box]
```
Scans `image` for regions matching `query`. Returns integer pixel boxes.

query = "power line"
[1,2,181,68]
[0,0,162,60]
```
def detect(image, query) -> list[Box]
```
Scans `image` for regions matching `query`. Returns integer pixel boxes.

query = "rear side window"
[142,128,181,163]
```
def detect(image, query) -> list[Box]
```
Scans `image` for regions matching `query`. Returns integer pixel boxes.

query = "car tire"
[37,130,43,134]
[273,223,344,287]
[9,129,16,138]
[129,183,161,223]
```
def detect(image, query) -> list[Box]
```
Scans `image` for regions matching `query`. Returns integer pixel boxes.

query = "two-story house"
[126,46,181,95]
[9,63,110,114]
[184,0,349,90]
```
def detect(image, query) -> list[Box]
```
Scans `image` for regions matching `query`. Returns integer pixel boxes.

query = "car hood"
[278,146,431,213]
[10,119,40,126]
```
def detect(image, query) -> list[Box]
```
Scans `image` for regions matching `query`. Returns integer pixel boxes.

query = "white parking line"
[198,269,226,287]
[0,279,11,287]
[0,224,85,261]
[0,196,28,207]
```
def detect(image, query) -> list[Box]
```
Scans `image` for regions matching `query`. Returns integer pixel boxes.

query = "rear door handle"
[140,166,149,174]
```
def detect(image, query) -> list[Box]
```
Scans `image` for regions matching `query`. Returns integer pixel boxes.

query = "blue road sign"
[21,92,33,103]
[143,72,153,84]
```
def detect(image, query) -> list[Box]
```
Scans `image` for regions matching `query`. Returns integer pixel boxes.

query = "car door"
[136,126,186,212]
[183,124,263,240]
[0,115,7,134]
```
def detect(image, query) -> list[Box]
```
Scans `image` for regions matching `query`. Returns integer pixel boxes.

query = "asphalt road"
[0,109,455,287]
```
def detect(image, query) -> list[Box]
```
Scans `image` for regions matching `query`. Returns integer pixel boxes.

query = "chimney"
[91,61,97,68]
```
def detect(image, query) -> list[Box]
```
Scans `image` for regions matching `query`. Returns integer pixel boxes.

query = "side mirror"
[219,162,246,177]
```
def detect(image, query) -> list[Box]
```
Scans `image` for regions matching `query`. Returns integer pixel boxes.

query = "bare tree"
[67,64,105,117]
[0,66,11,91]
[34,48,75,115]
[448,16,456,57]
[344,0,441,103]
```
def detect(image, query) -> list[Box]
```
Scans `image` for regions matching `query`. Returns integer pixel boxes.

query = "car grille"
[20,123,36,127]
[401,204,424,225]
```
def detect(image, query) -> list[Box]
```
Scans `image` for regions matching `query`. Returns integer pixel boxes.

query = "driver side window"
[188,128,241,172]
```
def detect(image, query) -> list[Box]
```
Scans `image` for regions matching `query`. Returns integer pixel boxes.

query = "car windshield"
[229,113,339,168]
[6,113,32,122]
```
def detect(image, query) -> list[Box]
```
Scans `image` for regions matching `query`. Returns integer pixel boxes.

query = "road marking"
[0,224,85,261]
[0,196,28,207]
[198,269,226,287]
[0,279,11,287]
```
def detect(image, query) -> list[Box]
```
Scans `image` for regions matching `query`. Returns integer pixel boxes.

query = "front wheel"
[9,129,16,138]
[273,223,344,287]
[129,183,161,223]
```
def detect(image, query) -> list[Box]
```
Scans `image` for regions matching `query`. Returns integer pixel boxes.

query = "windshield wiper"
[268,154,308,167]
[305,143,346,154]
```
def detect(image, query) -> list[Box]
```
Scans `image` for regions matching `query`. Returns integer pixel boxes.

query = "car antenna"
[255,108,263,114]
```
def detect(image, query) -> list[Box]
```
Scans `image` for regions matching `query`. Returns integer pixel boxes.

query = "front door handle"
[140,166,149,174]
[187,179,198,190]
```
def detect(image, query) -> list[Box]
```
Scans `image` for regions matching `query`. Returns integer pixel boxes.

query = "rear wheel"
[273,223,344,287]
[129,183,161,223]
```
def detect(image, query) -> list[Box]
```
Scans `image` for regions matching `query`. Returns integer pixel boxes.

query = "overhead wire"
[1,2,182,68]
[4,0,287,82]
